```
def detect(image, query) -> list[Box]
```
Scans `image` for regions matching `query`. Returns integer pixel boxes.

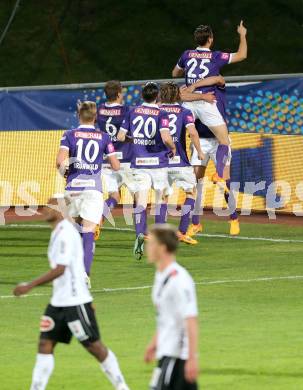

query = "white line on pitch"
[2,224,303,243]
[1,275,303,300]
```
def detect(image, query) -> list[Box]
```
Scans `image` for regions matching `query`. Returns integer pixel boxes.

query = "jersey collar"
[78,124,96,129]
[105,102,123,107]
[196,47,211,51]
[142,102,159,108]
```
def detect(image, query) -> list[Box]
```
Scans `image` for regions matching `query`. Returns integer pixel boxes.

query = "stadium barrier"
[0,75,302,215]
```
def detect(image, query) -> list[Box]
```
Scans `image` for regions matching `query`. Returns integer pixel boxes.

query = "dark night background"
[0,0,302,87]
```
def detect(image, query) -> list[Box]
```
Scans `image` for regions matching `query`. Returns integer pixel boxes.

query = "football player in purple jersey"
[117,82,176,260]
[172,21,247,192]
[159,81,204,245]
[183,76,240,236]
[56,101,120,286]
[95,80,133,239]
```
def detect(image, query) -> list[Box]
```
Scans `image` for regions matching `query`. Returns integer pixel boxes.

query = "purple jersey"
[195,86,227,138]
[177,48,231,94]
[60,125,115,192]
[120,103,170,169]
[160,104,194,167]
[97,103,132,163]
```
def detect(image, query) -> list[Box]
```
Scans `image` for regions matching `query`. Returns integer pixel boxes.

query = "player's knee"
[85,340,108,362]
[38,339,55,354]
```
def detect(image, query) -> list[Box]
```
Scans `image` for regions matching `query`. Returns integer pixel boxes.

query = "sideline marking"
[2,275,303,299]
[2,224,303,244]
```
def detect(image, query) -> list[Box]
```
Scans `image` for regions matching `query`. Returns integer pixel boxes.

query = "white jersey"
[152,262,198,360]
[47,219,92,307]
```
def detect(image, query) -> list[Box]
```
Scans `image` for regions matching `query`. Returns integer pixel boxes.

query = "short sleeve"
[177,51,186,69]
[54,231,73,266]
[183,109,195,127]
[60,130,71,150]
[104,134,116,156]
[120,109,131,133]
[174,277,198,319]
[159,111,170,131]
[215,51,232,68]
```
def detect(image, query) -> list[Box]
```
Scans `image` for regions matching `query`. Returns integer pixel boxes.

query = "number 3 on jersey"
[76,139,99,163]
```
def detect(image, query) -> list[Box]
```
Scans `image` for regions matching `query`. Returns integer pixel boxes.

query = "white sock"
[100,350,128,389]
[30,353,54,390]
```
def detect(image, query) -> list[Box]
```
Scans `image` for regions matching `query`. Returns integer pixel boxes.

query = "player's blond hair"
[78,101,97,122]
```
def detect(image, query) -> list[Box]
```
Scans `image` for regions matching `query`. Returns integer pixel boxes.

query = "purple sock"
[216,144,229,178]
[82,232,94,274]
[155,203,167,224]
[179,198,195,234]
[224,180,238,220]
[134,206,147,236]
[103,197,118,218]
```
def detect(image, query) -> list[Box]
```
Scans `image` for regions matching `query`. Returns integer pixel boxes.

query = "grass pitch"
[1,217,303,389]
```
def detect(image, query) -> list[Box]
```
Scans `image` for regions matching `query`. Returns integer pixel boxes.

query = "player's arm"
[13,265,66,296]
[107,154,120,171]
[187,124,205,160]
[185,75,226,93]
[161,129,177,157]
[185,316,199,383]
[230,20,247,63]
[117,129,127,142]
[117,110,131,142]
[180,88,216,104]
[144,332,158,363]
[172,65,184,78]
[56,148,69,176]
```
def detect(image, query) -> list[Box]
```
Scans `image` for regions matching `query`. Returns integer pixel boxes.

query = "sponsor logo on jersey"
[107,143,115,153]
[221,52,229,60]
[40,316,55,332]
[189,51,212,59]
[99,108,121,116]
[160,106,181,114]
[75,131,102,140]
[136,157,159,166]
[161,118,169,127]
[169,156,181,164]
[135,107,159,116]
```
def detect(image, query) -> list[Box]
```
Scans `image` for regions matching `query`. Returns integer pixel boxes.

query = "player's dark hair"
[78,101,97,122]
[104,80,122,101]
[194,25,213,46]
[142,82,159,103]
[149,224,179,253]
[160,82,181,104]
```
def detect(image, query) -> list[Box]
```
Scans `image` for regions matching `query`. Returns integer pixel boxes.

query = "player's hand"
[144,343,156,363]
[202,92,216,103]
[198,152,205,161]
[185,356,199,383]
[167,146,177,159]
[13,282,32,297]
[237,20,247,36]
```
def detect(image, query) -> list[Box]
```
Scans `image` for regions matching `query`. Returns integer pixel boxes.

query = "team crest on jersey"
[40,316,55,332]
[75,131,102,140]
[221,52,229,60]
[161,118,169,127]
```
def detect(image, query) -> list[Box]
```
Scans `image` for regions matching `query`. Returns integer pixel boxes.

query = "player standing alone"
[56,101,120,286]
[117,82,176,260]
[172,21,247,190]
[144,224,199,389]
[13,197,129,390]
[96,80,133,238]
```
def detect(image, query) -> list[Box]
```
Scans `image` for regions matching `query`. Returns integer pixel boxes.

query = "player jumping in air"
[186,76,240,236]
[13,196,130,390]
[56,101,119,286]
[95,80,133,239]
[117,82,176,260]
[172,21,247,191]
[159,81,204,245]
[144,224,199,389]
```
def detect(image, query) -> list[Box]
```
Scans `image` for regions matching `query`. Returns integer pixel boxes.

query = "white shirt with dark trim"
[152,261,198,360]
[48,219,92,307]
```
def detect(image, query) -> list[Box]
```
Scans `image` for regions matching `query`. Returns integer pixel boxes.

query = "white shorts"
[65,190,103,225]
[191,138,232,167]
[132,168,168,193]
[183,100,225,127]
[102,163,134,194]
[165,166,197,196]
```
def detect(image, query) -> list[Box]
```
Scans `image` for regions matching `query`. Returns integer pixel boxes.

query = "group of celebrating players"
[13,21,247,390]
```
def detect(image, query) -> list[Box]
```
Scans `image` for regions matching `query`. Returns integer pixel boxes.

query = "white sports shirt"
[47,219,92,307]
[152,261,198,360]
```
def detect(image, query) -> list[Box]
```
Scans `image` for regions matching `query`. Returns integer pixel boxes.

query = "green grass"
[1,217,303,389]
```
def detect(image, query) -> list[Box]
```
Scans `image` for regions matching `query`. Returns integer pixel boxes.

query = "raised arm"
[186,75,225,93]
[230,20,247,63]
[172,65,184,78]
